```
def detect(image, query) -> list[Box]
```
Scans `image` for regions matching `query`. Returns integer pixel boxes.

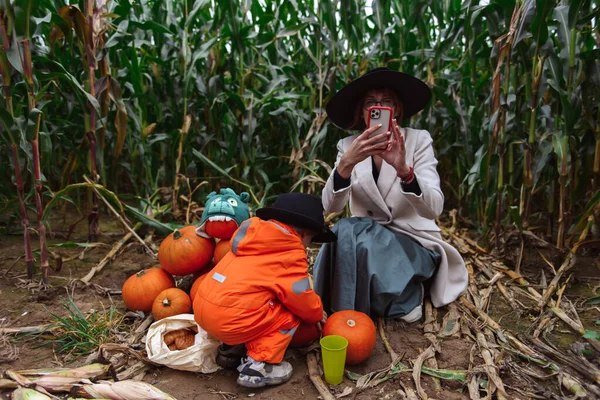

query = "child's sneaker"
[236,356,293,388]
[216,344,247,369]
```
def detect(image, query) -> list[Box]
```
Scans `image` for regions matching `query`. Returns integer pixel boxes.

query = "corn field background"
[0,0,599,273]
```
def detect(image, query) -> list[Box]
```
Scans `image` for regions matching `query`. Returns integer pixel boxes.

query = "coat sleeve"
[401,130,444,219]
[274,253,323,324]
[322,138,352,213]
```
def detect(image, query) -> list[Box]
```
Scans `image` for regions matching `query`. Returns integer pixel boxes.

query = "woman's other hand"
[382,119,410,176]
[337,125,390,178]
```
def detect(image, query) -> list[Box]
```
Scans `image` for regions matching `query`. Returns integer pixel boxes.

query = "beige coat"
[322,127,468,307]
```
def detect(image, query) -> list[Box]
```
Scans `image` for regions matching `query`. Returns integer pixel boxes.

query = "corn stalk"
[18,7,49,284]
[0,13,34,278]
[83,0,99,242]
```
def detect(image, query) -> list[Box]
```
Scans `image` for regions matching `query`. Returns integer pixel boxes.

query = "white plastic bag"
[145,314,221,373]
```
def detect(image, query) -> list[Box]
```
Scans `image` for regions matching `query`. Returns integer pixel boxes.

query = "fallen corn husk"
[12,364,113,379]
[11,387,53,400]
[6,364,113,393]
[7,373,93,394]
[70,380,176,400]
[0,378,18,389]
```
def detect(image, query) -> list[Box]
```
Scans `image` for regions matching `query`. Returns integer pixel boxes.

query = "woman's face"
[360,88,401,126]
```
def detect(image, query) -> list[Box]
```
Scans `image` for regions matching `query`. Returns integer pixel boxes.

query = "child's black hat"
[256,193,337,243]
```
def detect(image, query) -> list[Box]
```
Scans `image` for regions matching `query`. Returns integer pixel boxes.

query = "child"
[193,193,336,388]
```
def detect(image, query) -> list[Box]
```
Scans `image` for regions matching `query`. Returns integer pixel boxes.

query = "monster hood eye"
[227,198,238,207]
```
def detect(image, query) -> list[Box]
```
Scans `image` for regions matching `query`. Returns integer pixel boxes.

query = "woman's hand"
[381,119,410,177]
[337,124,391,178]
[316,310,328,332]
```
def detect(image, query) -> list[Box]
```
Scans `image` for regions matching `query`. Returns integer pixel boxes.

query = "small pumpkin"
[205,219,239,239]
[289,323,320,348]
[189,274,208,303]
[122,267,175,312]
[152,288,192,320]
[213,239,231,264]
[322,310,376,365]
[158,226,215,276]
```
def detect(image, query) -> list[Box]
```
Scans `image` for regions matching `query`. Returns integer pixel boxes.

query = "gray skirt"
[313,217,440,319]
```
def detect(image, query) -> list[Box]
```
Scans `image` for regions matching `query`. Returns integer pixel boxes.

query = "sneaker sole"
[237,373,293,388]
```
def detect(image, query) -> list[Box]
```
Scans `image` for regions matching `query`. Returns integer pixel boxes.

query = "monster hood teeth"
[196,188,250,240]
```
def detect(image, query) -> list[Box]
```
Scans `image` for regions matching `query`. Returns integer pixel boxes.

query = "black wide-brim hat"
[326,67,432,130]
[256,193,337,243]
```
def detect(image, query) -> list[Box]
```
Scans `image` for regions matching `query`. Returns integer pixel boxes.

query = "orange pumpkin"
[205,220,239,239]
[213,239,231,264]
[158,226,215,276]
[189,274,208,303]
[322,310,376,365]
[152,288,192,320]
[289,323,320,348]
[122,267,175,312]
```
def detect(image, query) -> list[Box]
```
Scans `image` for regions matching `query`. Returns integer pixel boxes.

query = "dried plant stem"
[117,360,150,381]
[460,297,539,357]
[422,300,441,389]
[129,314,154,345]
[31,139,49,285]
[550,306,600,352]
[532,314,552,339]
[83,176,155,257]
[538,251,576,309]
[173,115,192,220]
[0,325,51,335]
[307,352,336,400]
[79,223,142,285]
[10,143,34,278]
[476,332,508,399]
[471,258,518,309]
[377,318,399,363]
[515,236,525,274]
[84,1,100,243]
[494,265,542,299]
[496,265,600,351]
[530,338,600,384]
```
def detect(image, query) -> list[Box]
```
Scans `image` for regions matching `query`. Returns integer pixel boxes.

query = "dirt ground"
[0,212,598,399]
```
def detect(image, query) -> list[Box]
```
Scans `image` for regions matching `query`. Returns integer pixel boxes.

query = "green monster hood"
[196,188,250,238]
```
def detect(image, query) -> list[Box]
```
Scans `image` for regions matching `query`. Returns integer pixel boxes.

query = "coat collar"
[355,157,392,217]
[377,159,397,200]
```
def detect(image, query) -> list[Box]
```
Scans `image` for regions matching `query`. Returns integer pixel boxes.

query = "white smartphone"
[367,106,393,141]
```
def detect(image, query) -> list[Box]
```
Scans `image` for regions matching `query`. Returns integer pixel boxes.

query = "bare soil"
[0,212,598,399]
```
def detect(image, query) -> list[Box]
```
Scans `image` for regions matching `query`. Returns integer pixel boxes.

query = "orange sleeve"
[274,253,323,324]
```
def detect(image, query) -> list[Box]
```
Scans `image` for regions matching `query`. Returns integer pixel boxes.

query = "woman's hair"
[349,89,404,130]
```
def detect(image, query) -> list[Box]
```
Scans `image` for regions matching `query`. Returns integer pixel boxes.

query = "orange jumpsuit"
[194,217,323,363]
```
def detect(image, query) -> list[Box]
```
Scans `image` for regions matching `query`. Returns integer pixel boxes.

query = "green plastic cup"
[320,335,348,385]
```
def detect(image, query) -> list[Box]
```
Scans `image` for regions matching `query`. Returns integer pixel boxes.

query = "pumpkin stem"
[346,319,356,327]
[162,297,171,307]
[136,270,146,277]
[173,229,182,240]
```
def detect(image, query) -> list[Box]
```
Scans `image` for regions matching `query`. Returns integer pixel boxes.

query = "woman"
[313,67,468,322]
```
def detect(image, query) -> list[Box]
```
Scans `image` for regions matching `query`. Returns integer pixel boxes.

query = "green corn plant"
[0,0,598,255]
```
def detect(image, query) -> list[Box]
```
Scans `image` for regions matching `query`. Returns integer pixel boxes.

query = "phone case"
[366,106,393,140]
